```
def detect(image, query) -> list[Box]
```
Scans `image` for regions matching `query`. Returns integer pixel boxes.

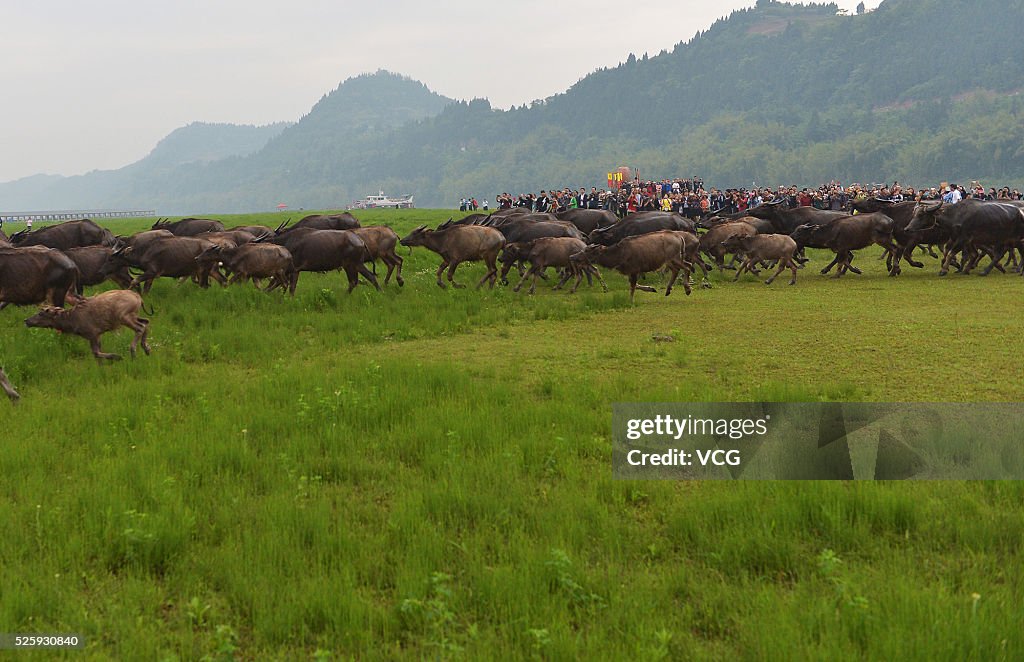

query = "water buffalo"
[196,230,259,249]
[119,229,175,253]
[120,236,220,292]
[698,215,775,234]
[197,243,298,295]
[451,213,491,226]
[588,212,696,246]
[554,209,617,235]
[226,225,274,240]
[505,237,606,295]
[907,200,1024,276]
[25,289,151,362]
[0,247,79,309]
[277,213,360,234]
[64,245,133,293]
[851,198,943,269]
[721,234,800,285]
[268,229,380,293]
[10,219,116,250]
[699,221,759,272]
[791,213,899,277]
[352,226,404,286]
[400,222,505,289]
[570,230,697,302]
[152,218,226,236]
[744,200,848,235]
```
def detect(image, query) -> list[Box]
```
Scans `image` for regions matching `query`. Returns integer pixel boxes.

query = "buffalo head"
[24,306,66,330]
[906,201,943,232]
[399,226,431,248]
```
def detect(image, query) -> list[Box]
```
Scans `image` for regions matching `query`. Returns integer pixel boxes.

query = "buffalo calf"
[25,290,152,362]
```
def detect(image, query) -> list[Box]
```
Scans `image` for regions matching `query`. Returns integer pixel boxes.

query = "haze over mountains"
[4,0,1023,213]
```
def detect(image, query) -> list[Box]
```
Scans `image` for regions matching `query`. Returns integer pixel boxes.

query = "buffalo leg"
[355,264,381,291]
[384,254,404,286]
[765,260,788,285]
[447,260,465,289]
[89,337,121,362]
[0,368,19,403]
[553,268,573,291]
[477,256,499,290]
[732,259,751,282]
[787,258,798,285]
[571,268,584,294]
[435,259,450,288]
[126,317,151,357]
[343,266,361,293]
[980,246,1007,276]
[663,265,680,297]
[585,266,607,293]
[820,253,841,275]
[393,254,405,286]
[513,266,534,293]
[499,260,515,286]
[885,241,901,276]
[900,239,925,269]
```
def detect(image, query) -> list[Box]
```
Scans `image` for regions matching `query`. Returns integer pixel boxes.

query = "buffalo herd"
[2,199,1023,397]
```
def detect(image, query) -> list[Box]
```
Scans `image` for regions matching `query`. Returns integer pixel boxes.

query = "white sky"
[0,1,879,183]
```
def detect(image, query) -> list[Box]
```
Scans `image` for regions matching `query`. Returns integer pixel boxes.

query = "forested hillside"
[4,0,1023,212]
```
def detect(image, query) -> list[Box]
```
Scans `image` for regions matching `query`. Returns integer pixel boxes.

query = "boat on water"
[350,191,415,209]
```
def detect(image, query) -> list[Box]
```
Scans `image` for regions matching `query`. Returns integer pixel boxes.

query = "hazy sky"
[0,1,879,183]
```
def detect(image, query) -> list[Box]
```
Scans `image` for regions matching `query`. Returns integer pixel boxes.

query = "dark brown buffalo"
[0,247,79,309]
[908,199,1024,276]
[64,246,133,293]
[226,225,274,239]
[267,229,380,293]
[570,230,697,302]
[451,213,491,226]
[507,237,606,294]
[587,212,696,246]
[197,230,259,249]
[120,229,175,253]
[0,367,19,403]
[197,243,298,295]
[490,217,583,243]
[791,213,899,277]
[743,200,848,235]
[277,213,360,234]
[152,218,226,236]
[721,234,800,285]
[554,209,617,235]
[400,222,505,289]
[120,236,219,292]
[10,219,116,250]
[25,289,151,362]
[851,198,943,269]
[352,226,404,286]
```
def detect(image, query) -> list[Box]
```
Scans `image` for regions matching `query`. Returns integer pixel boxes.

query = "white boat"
[352,191,415,209]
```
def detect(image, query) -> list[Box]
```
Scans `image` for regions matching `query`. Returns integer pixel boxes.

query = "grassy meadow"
[1,208,1022,660]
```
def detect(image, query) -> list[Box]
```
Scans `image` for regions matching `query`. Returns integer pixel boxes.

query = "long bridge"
[0,209,155,223]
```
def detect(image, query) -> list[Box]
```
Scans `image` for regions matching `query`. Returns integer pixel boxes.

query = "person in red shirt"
[798,190,813,207]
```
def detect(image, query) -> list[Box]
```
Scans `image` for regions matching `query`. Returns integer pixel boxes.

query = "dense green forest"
[4,0,1024,212]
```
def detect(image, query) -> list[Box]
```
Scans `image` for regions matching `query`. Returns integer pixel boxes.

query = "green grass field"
[1,209,1022,660]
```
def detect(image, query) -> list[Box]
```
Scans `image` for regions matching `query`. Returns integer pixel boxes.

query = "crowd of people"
[471,177,1024,218]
